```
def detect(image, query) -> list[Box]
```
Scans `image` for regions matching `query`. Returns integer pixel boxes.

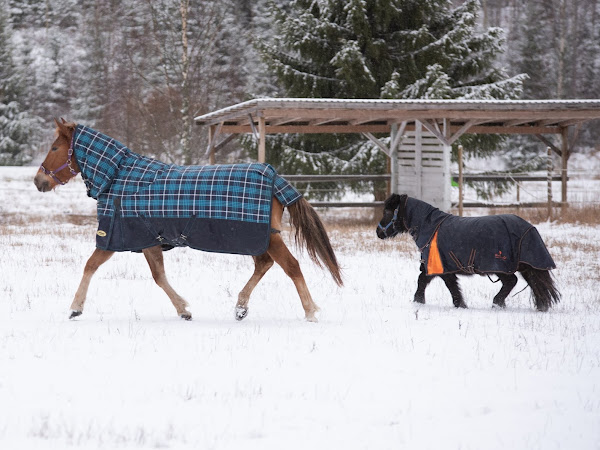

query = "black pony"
[376,194,560,311]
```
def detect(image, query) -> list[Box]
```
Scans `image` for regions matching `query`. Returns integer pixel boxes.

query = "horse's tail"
[519,264,560,311]
[287,198,343,287]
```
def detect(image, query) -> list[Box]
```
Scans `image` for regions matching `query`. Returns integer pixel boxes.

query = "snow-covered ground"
[1,166,599,449]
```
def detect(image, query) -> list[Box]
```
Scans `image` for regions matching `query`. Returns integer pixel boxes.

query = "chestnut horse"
[34,119,342,321]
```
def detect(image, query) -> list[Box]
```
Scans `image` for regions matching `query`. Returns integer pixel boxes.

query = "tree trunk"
[180,0,192,164]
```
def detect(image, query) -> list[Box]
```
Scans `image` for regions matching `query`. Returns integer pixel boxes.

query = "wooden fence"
[282,173,565,209]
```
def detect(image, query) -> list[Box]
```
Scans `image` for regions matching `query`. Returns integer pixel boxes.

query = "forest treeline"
[1,0,599,173]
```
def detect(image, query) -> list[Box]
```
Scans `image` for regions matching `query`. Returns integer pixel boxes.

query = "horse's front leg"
[142,246,191,320]
[440,273,467,308]
[235,253,274,320]
[414,263,434,304]
[70,248,114,319]
[267,233,320,322]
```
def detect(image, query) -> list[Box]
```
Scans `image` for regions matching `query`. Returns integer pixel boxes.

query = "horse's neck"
[405,198,449,248]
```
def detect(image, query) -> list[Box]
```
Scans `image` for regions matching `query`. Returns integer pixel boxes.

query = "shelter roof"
[194,98,600,135]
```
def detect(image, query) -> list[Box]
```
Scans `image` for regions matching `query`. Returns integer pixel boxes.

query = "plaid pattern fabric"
[73,125,302,224]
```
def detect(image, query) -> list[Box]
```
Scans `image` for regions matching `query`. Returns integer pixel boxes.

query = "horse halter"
[377,204,401,238]
[39,134,79,185]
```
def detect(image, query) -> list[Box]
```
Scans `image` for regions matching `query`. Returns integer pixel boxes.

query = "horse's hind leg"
[492,273,517,309]
[142,246,191,320]
[267,233,319,322]
[70,248,114,319]
[440,273,467,308]
[235,253,274,320]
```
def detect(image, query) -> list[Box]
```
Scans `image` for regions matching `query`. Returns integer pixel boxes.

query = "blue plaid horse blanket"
[403,197,556,275]
[72,125,302,254]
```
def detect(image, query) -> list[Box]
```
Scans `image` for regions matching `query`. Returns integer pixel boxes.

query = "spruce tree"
[258,0,526,195]
[0,6,36,165]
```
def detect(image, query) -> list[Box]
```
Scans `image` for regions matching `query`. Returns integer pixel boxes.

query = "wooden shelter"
[194,98,600,210]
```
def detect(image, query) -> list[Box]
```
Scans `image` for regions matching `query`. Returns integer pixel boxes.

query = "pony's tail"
[519,264,561,312]
[287,198,343,287]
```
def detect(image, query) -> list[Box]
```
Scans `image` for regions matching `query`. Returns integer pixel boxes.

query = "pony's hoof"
[305,314,318,323]
[492,301,506,309]
[455,302,468,309]
[235,306,248,321]
[536,305,549,312]
[69,310,82,319]
[414,296,425,304]
[180,312,192,321]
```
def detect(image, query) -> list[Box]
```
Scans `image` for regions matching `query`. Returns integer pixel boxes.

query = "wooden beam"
[258,116,266,163]
[447,119,481,145]
[363,132,390,156]
[390,121,407,151]
[268,117,303,126]
[504,118,534,126]
[561,127,569,205]
[248,114,259,140]
[535,134,562,157]
[420,119,451,146]
[205,122,223,163]
[220,124,394,134]
[309,118,338,126]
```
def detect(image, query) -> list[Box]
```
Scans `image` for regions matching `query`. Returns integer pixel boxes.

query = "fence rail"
[282,173,566,208]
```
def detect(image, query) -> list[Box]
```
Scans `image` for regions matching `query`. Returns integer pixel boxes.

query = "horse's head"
[376,193,408,239]
[34,118,80,192]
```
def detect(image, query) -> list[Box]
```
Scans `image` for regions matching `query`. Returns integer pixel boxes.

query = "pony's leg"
[267,233,320,322]
[440,273,467,308]
[69,249,114,318]
[235,253,274,320]
[414,263,434,304]
[492,273,518,308]
[142,245,192,320]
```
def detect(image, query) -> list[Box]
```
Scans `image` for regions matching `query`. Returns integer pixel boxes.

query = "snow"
[1,166,600,449]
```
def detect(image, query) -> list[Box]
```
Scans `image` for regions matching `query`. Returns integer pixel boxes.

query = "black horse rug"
[71,125,302,254]
[401,196,556,275]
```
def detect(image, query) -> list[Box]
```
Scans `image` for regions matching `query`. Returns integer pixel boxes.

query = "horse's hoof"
[235,306,248,321]
[180,313,192,321]
[69,310,82,319]
[455,302,468,309]
[536,305,549,312]
[305,315,318,323]
[414,297,426,304]
[492,302,506,309]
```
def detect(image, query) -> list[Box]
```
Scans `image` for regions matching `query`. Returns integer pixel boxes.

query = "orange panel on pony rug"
[427,231,444,275]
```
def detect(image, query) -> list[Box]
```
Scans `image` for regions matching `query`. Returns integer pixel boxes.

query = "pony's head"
[376,193,408,239]
[34,118,80,192]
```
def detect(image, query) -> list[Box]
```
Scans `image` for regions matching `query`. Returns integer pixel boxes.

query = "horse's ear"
[54,117,72,136]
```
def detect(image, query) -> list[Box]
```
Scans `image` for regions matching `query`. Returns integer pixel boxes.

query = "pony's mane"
[384,193,402,210]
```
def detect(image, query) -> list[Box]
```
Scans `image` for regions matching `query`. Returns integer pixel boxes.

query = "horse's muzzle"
[34,172,52,192]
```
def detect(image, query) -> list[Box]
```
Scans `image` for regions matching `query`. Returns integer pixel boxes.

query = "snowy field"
[1,166,600,450]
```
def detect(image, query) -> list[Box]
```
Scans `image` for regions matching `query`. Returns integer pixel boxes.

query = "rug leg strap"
[271,228,281,234]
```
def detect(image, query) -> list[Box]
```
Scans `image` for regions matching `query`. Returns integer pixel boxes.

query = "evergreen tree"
[0,5,37,165]
[258,0,526,196]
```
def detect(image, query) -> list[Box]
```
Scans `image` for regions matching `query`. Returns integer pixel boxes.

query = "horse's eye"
[51,146,58,152]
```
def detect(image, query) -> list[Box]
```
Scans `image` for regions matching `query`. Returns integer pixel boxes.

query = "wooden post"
[547,146,553,220]
[390,123,399,196]
[561,126,568,208]
[258,116,266,163]
[458,144,463,217]
[415,121,422,198]
[208,125,216,164]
